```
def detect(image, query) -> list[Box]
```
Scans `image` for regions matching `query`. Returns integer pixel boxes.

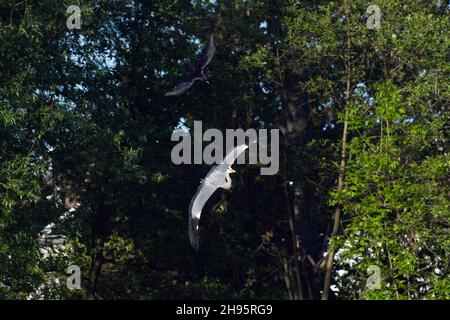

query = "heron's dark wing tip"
[189,216,200,251]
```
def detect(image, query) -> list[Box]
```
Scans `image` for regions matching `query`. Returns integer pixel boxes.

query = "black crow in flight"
[165,34,215,97]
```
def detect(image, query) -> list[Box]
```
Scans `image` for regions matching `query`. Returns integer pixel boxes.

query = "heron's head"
[227,167,236,174]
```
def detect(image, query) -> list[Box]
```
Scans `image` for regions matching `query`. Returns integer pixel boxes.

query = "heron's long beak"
[228,167,236,173]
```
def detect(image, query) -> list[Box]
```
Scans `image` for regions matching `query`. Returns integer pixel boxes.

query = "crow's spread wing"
[196,34,215,73]
[164,78,196,96]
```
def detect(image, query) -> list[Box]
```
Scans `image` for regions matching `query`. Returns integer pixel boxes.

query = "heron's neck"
[224,173,232,189]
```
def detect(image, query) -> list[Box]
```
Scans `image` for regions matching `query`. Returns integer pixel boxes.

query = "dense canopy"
[0,0,448,300]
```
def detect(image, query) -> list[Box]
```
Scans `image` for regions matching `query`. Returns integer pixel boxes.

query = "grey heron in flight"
[165,34,215,97]
[188,141,251,251]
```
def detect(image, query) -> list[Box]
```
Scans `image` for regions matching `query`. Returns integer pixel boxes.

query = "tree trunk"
[87,241,104,300]
[282,133,304,300]
[321,26,352,300]
[87,199,108,300]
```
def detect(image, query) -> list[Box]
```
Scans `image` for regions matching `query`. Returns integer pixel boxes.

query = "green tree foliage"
[0,0,448,299]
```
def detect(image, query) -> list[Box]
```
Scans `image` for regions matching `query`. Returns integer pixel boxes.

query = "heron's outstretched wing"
[223,143,249,166]
[188,182,218,251]
[196,34,215,73]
